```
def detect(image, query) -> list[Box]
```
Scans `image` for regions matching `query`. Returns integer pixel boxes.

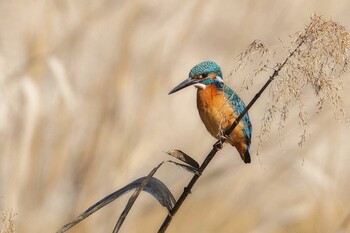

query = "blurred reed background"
[0,0,350,232]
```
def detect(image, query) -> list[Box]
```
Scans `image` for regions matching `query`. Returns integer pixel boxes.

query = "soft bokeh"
[1,1,350,232]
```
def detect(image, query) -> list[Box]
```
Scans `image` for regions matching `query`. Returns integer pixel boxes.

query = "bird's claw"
[213,135,227,151]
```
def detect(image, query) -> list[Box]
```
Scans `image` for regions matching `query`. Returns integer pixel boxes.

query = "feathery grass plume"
[0,209,16,233]
[228,40,274,91]
[232,15,350,153]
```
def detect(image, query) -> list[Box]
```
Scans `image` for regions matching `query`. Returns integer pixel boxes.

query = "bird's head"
[169,61,224,95]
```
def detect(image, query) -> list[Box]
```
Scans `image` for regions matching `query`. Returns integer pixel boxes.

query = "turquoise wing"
[223,85,252,148]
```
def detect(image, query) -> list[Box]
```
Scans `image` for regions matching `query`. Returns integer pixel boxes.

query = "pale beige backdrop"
[0,0,350,233]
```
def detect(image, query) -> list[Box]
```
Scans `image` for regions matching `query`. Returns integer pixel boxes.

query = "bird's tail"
[242,150,251,164]
[233,142,251,164]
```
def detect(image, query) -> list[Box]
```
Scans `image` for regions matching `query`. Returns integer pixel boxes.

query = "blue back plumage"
[223,85,252,148]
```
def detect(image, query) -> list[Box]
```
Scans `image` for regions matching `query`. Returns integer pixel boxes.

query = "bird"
[169,61,252,164]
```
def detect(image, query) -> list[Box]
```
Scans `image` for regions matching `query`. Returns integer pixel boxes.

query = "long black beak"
[168,78,200,95]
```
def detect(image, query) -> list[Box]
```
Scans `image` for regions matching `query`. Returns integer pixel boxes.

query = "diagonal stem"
[158,40,304,233]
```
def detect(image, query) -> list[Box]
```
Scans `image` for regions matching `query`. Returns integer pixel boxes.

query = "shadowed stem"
[158,40,305,233]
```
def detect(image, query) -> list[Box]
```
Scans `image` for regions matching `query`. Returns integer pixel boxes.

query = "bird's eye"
[202,73,208,78]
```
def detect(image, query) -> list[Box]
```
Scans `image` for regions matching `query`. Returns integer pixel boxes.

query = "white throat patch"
[216,76,224,83]
[194,83,206,90]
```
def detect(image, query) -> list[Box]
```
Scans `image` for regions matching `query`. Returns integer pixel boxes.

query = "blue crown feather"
[189,61,223,78]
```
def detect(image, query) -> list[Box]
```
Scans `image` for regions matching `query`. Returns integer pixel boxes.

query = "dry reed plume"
[230,15,349,153]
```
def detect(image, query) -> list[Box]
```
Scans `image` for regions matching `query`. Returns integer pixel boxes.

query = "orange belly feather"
[196,85,247,154]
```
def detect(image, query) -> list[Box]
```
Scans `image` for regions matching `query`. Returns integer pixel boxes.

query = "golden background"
[0,0,350,232]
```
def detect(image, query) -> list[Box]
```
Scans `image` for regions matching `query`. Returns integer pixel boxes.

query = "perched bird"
[169,61,252,163]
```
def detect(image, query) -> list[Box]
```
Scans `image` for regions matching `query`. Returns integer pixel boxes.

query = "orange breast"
[196,85,246,145]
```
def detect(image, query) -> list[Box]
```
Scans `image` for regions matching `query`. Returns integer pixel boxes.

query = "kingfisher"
[169,61,252,163]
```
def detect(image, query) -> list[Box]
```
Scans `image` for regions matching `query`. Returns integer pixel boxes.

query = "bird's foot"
[213,135,227,151]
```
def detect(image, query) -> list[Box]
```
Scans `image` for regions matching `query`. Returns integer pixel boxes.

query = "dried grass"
[231,15,350,154]
[0,210,16,233]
